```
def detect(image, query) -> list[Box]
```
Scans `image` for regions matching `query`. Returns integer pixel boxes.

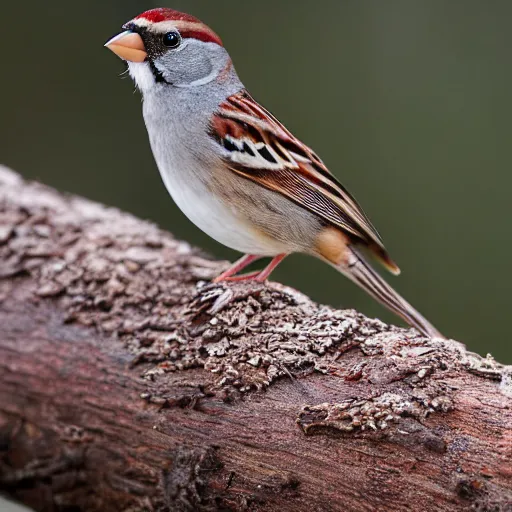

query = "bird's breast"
[142,96,296,256]
[154,152,285,255]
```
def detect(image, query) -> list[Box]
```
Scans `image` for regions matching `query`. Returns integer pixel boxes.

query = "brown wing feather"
[210,90,399,274]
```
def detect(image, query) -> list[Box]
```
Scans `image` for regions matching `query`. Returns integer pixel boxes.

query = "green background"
[2,0,511,363]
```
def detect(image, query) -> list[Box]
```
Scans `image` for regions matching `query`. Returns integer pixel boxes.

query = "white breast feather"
[158,160,284,256]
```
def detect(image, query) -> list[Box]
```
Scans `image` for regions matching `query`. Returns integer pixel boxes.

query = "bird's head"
[105,8,230,92]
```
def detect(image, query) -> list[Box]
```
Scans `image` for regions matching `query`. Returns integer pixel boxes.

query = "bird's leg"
[213,254,288,284]
[255,254,288,282]
[220,270,262,282]
[213,254,262,283]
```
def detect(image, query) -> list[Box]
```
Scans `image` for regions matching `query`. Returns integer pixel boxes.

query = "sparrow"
[105,8,442,338]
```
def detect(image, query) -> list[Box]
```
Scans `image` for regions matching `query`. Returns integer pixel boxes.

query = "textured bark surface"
[0,167,511,512]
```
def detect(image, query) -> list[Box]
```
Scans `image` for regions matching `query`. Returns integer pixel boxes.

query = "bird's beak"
[105,31,147,63]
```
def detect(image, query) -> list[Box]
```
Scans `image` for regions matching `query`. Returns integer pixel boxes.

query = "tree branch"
[0,167,510,512]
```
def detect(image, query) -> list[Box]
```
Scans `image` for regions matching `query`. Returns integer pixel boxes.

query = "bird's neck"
[141,75,243,182]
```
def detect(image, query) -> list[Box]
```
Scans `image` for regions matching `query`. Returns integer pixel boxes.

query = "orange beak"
[105,31,147,63]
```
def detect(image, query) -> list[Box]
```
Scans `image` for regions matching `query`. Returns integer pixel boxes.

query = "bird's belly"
[160,168,284,256]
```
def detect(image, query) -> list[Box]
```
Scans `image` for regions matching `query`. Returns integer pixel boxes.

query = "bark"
[0,166,510,512]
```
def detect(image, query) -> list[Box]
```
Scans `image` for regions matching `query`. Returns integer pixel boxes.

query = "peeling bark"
[0,167,511,512]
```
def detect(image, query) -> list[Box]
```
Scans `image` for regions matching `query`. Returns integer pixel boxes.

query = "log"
[0,166,510,512]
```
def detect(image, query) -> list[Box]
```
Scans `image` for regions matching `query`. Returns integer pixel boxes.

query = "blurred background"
[1,0,511,363]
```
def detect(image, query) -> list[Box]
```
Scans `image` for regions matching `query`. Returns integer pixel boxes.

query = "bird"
[105,8,442,339]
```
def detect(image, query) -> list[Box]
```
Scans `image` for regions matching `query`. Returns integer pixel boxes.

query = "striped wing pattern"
[210,90,385,251]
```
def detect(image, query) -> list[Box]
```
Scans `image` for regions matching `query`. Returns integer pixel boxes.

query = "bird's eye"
[162,31,181,48]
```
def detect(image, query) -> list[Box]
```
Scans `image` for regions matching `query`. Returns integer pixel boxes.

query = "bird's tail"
[335,248,443,339]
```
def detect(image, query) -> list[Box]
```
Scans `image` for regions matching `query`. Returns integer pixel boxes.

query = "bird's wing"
[210,90,399,269]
